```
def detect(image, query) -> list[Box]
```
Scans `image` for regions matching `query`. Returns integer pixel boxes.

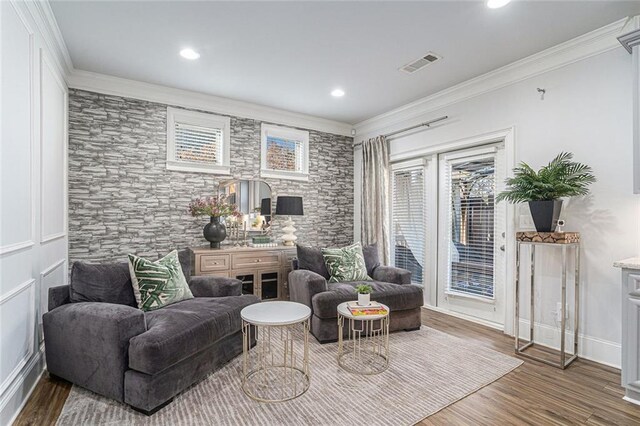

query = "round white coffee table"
[337,301,390,375]
[240,301,311,402]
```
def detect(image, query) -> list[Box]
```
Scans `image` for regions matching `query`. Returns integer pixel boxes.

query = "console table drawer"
[232,252,280,269]
[199,254,231,272]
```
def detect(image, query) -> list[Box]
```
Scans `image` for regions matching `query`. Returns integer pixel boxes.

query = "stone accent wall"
[68,89,354,264]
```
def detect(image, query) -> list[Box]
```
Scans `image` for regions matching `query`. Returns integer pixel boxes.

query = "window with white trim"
[166,107,231,175]
[260,124,309,181]
[391,161,426,285]
[442,153,497,298]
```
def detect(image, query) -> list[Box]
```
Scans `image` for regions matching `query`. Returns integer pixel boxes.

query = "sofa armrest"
[48,285,71,311]
[43,302,146,402]
[373,266,412,285]
[189,276,242,297]
[288,270,327,311]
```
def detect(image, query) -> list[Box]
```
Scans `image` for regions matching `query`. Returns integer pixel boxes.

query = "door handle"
[500,245,505,252]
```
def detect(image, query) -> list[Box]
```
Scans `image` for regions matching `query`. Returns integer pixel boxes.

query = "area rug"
[56,327,522,425]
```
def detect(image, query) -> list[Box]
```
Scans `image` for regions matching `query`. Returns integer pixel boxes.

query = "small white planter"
[357,293,370,306]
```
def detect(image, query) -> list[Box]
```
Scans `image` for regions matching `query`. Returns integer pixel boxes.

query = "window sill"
[167,161,231,175]
[260,169,309,182]
[444,290,495,303]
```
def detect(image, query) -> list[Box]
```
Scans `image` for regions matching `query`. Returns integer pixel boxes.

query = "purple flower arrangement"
[188,195,241,218]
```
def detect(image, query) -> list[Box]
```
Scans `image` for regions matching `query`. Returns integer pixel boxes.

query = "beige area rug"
[56,327,522,426]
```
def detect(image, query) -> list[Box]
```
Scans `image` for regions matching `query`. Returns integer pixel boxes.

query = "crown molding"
[67,70,353,137]
[19,0,73,81]
[354,16,638,139]
[619,15,640,53]
[619,30,640,54]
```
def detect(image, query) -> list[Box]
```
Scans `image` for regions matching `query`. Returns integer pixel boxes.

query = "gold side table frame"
[515,238,580,369]
[241,318,310,403]
[337,302,390,375]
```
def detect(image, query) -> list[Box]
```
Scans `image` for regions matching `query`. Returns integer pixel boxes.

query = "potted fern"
[355,284,372,306]
[496,152,595,232]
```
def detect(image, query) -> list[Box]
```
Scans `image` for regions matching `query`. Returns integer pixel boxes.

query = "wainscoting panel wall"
[67,89,354,265]
[0,2,69,424]
[0,1,33,253]
[40,52,67,243]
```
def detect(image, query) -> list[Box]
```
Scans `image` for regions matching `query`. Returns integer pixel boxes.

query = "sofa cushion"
[69,261,137,307]
[322,242,371,283]
[311,281,423,319]
[296,245,330,279]
[362,243,381,277]
[128,250,194,312]
[128,295,259,375]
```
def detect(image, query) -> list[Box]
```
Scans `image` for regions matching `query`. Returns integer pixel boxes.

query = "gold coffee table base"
[241,320,310,402]
[337,310,390,375]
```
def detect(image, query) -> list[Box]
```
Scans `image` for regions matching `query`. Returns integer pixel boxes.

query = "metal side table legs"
[515,239,580,369]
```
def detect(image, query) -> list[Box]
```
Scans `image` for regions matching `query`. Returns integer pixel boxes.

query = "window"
[260,124,309,181]
[391,162,425,285]
[166,107,231,174]
[443,154,496,298]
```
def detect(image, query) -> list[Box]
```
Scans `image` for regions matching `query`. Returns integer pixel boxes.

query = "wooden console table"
[191,245,297,301]
[515,231,580,369]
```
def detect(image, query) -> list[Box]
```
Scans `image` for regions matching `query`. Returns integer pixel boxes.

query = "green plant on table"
[355,284,372,295]
[496,152,596,203]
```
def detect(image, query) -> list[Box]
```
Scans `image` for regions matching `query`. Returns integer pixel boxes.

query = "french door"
[436,144,506,326]
[391,143,507,327]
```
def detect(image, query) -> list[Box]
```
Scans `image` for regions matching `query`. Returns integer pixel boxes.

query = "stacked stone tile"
[68,89,354,264]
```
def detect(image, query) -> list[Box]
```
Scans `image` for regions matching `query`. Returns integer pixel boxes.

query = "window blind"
[174,122,223,165]
[392,166,425,285]
[444,156,496,298]
[265,136,304,172]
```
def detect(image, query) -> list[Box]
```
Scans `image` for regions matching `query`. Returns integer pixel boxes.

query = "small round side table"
[337,302,390,375]
[240,301,311,402]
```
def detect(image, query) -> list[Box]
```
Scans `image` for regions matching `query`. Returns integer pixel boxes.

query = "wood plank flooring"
[14,309,640,425]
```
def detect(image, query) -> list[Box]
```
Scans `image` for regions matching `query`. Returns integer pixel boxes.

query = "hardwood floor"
[13,309,640,425]
[13,372,70,426]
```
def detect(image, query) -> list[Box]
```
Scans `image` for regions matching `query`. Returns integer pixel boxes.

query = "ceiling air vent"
[400,52,442,74]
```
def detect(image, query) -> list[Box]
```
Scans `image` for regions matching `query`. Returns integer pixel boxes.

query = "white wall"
[354,45,639,367]
[0,1,68,424]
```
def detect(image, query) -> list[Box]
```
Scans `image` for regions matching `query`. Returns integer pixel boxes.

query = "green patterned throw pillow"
[128,250,193,312]
[322,242,372,283]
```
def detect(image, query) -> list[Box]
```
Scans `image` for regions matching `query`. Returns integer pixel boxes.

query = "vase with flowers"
[189,195,241,248]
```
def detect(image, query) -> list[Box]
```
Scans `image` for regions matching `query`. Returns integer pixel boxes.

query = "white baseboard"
[0,347,45,426]
[517,320,621,368]
[422,305,504,331]
[423,306,621,368]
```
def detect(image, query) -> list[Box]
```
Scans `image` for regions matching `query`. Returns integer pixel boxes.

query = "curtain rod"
[353,115,449,148]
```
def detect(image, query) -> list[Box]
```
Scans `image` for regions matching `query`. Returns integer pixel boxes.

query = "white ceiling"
[51,1,640,124]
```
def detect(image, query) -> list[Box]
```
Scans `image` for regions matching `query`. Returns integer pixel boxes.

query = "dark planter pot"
[203,216,227,249]
[528,200,563,232]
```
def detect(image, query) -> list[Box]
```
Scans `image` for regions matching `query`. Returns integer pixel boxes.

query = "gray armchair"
[43,249,258,414]
[289,244,423,343]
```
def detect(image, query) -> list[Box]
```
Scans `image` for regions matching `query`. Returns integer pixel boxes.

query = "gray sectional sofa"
[289,244,424,343]
[43,250,259,414]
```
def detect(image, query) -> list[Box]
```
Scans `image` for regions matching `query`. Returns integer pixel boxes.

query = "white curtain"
[361,135,390,264]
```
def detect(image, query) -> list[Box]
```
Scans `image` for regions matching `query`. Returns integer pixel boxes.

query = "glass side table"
[515,231,580,369]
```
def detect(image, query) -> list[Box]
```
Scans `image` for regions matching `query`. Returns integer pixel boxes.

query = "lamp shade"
[275,196,304,216]
[260,198,272,216]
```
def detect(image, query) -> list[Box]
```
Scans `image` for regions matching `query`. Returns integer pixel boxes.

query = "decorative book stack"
[347,301,388,316]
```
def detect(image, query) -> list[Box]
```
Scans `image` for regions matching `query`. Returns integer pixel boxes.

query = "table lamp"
[275,196,303,246]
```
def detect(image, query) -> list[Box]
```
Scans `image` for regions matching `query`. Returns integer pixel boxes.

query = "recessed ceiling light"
[331,88,345,97]
[487,0,511,8]
[180,48,200,60]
